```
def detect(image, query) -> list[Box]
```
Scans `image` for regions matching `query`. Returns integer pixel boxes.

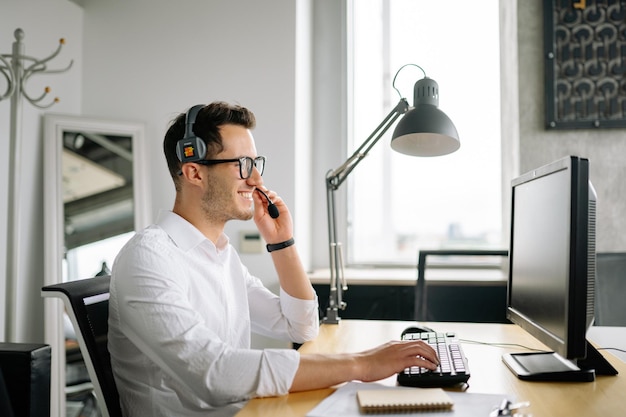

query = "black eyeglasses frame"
[192,156,266,179]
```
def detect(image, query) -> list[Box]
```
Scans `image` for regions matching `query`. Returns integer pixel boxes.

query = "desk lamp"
[323,64,460,324]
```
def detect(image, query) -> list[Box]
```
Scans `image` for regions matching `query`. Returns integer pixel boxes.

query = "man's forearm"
[271,244,315,300]
[290,353,360,392]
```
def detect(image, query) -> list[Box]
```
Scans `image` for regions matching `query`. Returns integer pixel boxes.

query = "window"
[348,0,502,265]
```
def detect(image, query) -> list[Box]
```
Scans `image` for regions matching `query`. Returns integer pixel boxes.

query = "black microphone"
[255,188,280,219]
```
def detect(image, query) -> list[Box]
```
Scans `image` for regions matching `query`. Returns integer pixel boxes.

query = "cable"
[597,347,626,354]
[458,338,545,352]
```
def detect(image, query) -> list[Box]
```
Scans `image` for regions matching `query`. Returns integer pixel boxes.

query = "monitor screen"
[503,156,616,381]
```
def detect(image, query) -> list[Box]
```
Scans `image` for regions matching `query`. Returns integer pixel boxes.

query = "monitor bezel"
[506,155,591,361]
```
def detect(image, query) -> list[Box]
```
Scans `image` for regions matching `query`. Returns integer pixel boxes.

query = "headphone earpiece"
[176,104,207,163]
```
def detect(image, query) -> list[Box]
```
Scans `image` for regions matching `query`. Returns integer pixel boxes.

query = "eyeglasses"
[195,156,266,179]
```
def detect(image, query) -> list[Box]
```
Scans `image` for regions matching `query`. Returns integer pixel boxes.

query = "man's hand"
[252,187,293,244]
[354,340,439,382]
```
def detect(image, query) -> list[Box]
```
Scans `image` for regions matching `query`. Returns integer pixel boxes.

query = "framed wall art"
[544,0,626,129]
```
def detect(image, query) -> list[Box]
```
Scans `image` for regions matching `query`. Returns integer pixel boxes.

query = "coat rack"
[1,28,72,341]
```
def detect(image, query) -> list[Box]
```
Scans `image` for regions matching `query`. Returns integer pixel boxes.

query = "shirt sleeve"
[246,273,320,344]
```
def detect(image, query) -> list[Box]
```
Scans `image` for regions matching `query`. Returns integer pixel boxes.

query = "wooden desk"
[237,320,625,417]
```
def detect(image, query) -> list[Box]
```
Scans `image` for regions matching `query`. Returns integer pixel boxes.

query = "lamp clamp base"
[322,307,342,325]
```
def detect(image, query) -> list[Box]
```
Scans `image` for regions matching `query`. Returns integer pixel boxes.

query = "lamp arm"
[326,98,409,190]
[323,98,409,324]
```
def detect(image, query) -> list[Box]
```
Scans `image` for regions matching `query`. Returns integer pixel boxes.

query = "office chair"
[415,249,509,322]
[41,276,123,417]
[595,252,626,326]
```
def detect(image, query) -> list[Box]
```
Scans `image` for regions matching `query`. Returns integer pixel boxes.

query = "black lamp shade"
[391,77,460,157]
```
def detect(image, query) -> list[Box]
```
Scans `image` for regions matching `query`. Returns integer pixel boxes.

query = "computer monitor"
[503,155,617,382]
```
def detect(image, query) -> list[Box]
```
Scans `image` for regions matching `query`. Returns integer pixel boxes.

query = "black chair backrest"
[595,252,626,326]
[42,275,122,417]
[415,249,509,322]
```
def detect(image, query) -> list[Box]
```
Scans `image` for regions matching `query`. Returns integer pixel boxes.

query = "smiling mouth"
[240,191,253,200]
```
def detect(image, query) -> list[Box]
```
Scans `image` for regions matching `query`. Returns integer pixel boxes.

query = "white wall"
[0,0,83,342]
[311,0,348,268]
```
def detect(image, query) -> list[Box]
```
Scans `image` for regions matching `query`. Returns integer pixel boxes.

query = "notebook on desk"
[307,382,511,417]
[357,388,453,413]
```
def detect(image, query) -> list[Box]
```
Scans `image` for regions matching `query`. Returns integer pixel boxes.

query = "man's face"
[199,124,261,223]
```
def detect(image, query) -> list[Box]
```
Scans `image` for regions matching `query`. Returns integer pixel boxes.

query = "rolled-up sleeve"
[278,288,320,342]
[247,276,319,344]
[255,349,300,397]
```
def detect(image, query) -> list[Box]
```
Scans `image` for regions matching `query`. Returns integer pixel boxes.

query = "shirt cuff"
[255,349,300,397]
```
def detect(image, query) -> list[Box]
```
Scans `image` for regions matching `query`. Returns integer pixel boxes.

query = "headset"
[176,104,207,163]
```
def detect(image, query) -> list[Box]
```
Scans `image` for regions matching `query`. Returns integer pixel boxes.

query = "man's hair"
[163,101,256,188]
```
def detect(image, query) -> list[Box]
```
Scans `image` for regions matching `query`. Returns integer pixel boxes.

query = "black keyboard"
[397,331,470,387]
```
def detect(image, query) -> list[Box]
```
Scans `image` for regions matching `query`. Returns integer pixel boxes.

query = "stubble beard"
[200,183,254,223]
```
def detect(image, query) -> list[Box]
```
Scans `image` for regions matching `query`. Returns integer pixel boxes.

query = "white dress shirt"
[108,211,319,417]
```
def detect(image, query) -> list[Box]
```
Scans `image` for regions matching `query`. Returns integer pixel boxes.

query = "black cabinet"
[314,282,508,324]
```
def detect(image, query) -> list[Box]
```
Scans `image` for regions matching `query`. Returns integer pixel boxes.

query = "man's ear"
[179,163,205,185]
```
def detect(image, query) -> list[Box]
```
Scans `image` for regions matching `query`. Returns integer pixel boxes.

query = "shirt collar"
[156,210,229,252]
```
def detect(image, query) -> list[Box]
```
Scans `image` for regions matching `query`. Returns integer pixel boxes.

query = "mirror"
[43,114,149,417]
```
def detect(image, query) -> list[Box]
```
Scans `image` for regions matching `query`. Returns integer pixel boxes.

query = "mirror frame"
[42,114,149,417]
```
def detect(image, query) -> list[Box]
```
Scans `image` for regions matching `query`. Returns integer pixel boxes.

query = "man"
[108,101,438,416]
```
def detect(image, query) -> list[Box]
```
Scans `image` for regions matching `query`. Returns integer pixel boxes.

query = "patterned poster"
[544,0,626,129]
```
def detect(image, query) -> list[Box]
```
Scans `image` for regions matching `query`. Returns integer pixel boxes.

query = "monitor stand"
[502,340,618,382]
